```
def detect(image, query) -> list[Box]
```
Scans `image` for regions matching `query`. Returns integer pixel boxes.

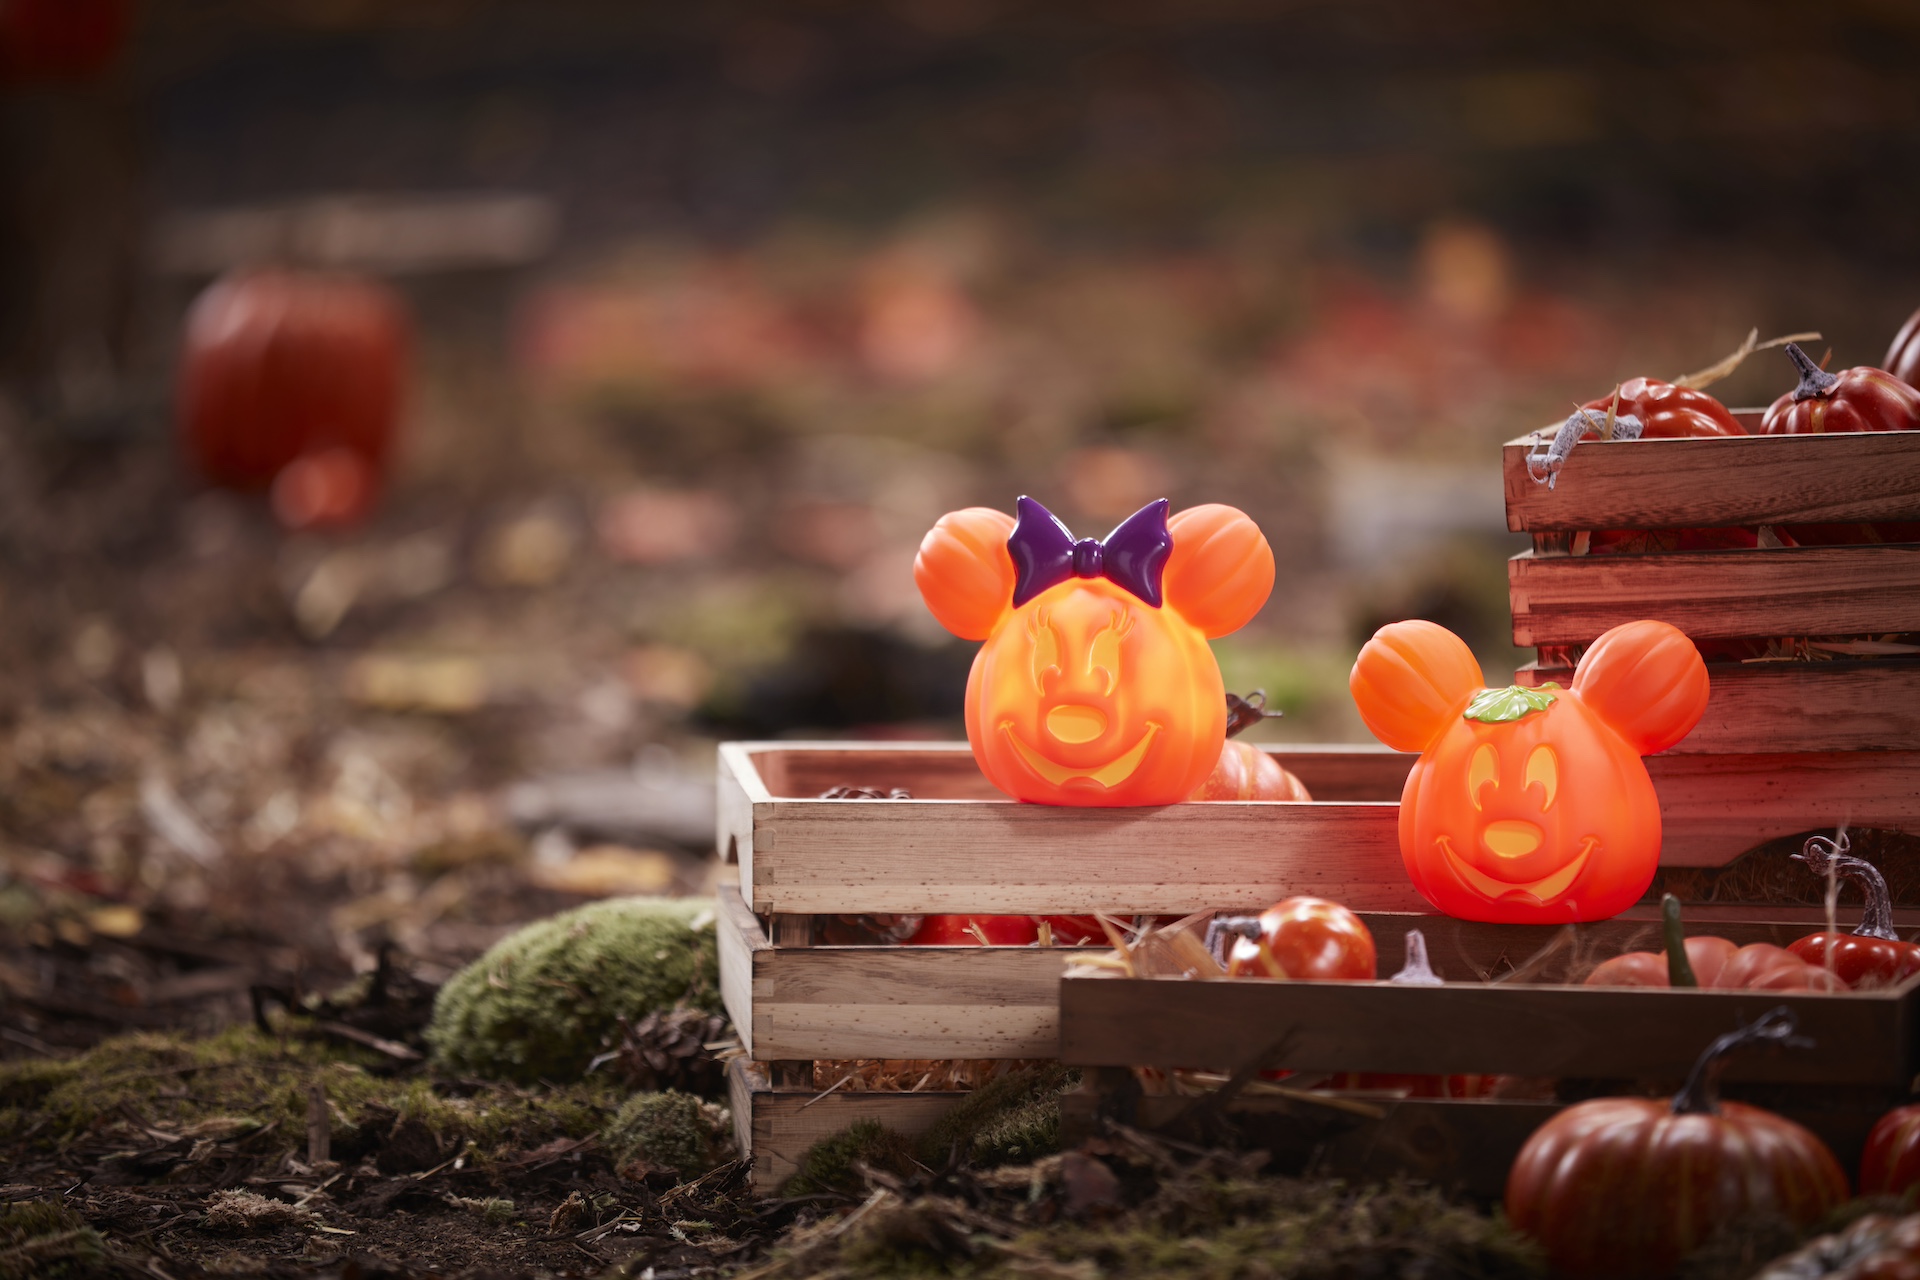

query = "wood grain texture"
[1647,751,1920,867]
[716,885,767,1056]
[729,1058,968,1189]
[1517,659,1920,755]
[1058,970,1919,1086]
[1502,429,1920,532]
[729,742,1419,915]
[1509,545,1920,646]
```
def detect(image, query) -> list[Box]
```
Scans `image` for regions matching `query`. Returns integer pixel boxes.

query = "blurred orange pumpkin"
[177,269,409,527]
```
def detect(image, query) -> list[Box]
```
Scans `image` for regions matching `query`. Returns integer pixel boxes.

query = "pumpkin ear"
[915,507,1017,640]
[1162,504,1274,637]
[1349,621,1485,753]
[1571,620,1709,755]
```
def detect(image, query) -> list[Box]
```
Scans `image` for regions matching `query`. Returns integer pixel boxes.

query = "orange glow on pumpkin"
[1350,619,1708,923]
[915,502,1273,806]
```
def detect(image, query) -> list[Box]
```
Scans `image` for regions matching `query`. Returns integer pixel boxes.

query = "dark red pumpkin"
[1579,376,1745,439]
[1506,1008,1849,1279]
[905,914,1040,946]
[0,0,129,82]
[1585,894,1842,992]
[1762,342,1920,436]
[1789,834,1920,990]
[1861,1107,1920,1197]
[1886,308,1920,388]
[177,269,409,517]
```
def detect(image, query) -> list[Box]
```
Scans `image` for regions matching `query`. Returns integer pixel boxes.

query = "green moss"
[916,1063,1077,1169]
[0,1200,108,1280]
[781,1120,921,1198]
[427,896,720,1084]
[602,1090,731,1178]
[1,1026,625,1164]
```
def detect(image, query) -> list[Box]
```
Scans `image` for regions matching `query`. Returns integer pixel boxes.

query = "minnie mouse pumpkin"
[1350,618,1708,923]
[915,496,1274,806]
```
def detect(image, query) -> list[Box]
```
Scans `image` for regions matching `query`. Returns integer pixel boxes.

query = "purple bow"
[1008,496,1172,608]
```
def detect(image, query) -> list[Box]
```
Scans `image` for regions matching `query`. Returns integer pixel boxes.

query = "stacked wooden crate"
[1057,423,1920,1195]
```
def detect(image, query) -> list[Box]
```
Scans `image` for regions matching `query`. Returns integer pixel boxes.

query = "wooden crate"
[1059,910,1920,1196]
[716,742,1920,1184]
[1500,426,1920,756]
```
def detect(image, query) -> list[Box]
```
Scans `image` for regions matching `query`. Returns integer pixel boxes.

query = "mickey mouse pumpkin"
[915,496,1274,806]
[1350,618,1708,923]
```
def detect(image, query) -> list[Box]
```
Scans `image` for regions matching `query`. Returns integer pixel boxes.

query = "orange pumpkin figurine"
[915,496,1274,806]
[1350,618,1708,923]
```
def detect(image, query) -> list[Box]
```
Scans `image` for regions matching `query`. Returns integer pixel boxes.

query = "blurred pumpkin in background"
[0,0,129,83]
[176,269,409,529]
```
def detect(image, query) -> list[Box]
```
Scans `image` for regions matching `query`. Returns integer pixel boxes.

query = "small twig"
[798,1073,855,1111]
[309,1019,422,1062]
[305,1084,330,1165]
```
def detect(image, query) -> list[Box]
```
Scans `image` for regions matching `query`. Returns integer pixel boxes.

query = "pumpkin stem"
[1224,690,1282,739]
[1784,342,1840,402]
[1662,893,1698,988]
[1389,929,1443,985]
[1671,1006,1811,1116]
[1205,915,1264,967]
[1794,832,1899,941]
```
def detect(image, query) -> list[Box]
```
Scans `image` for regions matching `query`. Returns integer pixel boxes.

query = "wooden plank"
[769,912,816,1087]
[1516,659,1920,755]
[716,885,767,1057]
[730,741,1414,802]
[730,1058,967,1190]
[1509,544,1920,646]
[1502,429,1920,533]
[751,944,1068,1061]
[1647,751,1920,867]
[747,796,1412,915]
[1058,971,1918,1087]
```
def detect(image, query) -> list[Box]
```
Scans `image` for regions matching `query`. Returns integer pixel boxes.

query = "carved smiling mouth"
[1435,834,1599,905]
[1000,720,1161,789]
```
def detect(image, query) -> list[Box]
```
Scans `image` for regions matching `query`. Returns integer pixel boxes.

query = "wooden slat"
[1058,971,1919,1086]
[730,1058,968,1190]
[716,884,767,1057]
[751,939,1068,1061]
[1647,751,1920,867]
[1516,659,1920,755]
[1502,429,1920,532]
[1509,544,1920,646]
[746,796,1412,915]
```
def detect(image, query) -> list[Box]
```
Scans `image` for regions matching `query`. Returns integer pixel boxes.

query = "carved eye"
[1525,745,1558,810]
[1467,743,1497,811]
[1028,610,1061,694]
[1087,612,1129,696]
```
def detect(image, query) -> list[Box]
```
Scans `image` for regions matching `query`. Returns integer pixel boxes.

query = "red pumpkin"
[1586,895,1843,991]
[1223,897,1375,981]
[1862,1107,1920,1197]
[1579,376,1744,439]
[1886,308,1920,388]
[1789,834,1920,990]
[177,269,409,518]
[0,0,128,82]
[905,914,1039,946]
[1189,739,1312,802]
[1507,1008,1849,1279]
[1762,342,1920,436]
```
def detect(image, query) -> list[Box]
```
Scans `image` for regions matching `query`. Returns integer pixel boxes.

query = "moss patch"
[0,1200,108,1280]
[427,896,720,1084]
[602,1090,732,1179]
[782,1120,923,1198]
[917,1063,1076,1169]
[0,1026,626,1165]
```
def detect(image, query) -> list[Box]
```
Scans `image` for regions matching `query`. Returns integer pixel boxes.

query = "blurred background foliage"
[2,0,1919,919]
